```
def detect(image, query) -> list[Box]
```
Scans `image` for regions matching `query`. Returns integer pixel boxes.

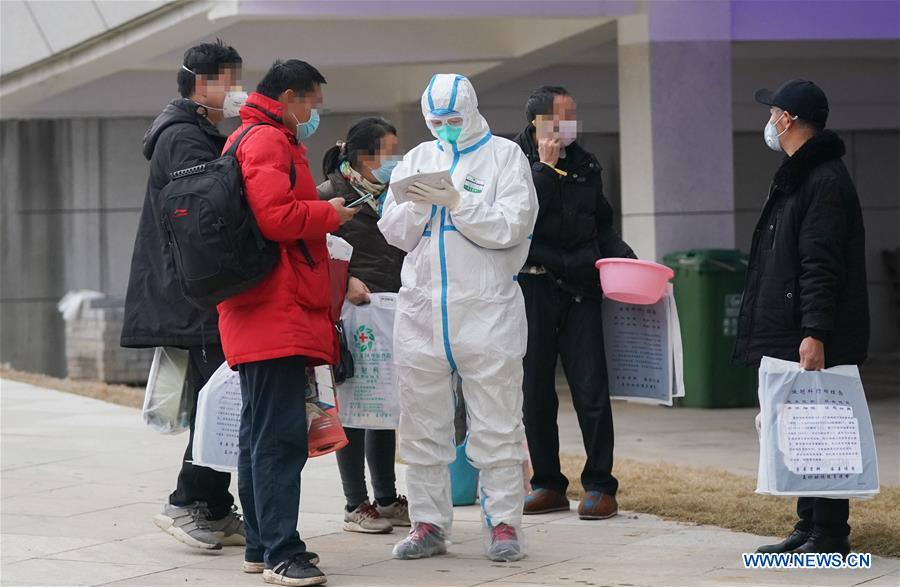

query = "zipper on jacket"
[298,240,316,268]
[200,323,208,363]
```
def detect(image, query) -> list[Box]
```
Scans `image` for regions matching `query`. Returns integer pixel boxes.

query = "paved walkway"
[1,379,898,586]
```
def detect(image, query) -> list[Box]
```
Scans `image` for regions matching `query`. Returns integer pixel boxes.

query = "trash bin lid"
[662,249,748,272]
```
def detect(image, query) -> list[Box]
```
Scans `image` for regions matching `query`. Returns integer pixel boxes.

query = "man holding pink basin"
[513,86,635,520]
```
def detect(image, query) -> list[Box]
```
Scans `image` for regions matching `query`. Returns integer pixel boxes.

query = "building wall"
[1,117,150,376]
[2,48,898,375]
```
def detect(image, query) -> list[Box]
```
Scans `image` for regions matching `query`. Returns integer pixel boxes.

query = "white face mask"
[192,91,247,119]
[764,111,794,152]
[557,119,578,146]
[221,91,248,118]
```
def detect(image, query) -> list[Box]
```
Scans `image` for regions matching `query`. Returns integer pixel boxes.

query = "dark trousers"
[520,274,618,496]
[335,428,397,510]
[169,345,235,520]
[238,356,310,567]
[795,497,850,537]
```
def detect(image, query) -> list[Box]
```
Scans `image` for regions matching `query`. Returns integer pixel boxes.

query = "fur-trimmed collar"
[774,129,846,193]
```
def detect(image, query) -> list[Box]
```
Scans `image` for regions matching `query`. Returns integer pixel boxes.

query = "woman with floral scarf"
[317,117,409,534]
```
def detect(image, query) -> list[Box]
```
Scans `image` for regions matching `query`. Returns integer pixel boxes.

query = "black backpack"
[160,123,303,308]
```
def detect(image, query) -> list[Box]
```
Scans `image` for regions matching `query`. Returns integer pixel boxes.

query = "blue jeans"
[238,356,309,566]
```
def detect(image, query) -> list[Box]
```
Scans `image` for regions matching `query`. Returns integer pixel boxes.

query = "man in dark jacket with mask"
[736,79,869,557]
[121,40,247,550]
[514,86,634,521]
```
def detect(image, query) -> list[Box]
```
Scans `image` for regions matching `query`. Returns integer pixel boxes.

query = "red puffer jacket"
[217,93,340,367]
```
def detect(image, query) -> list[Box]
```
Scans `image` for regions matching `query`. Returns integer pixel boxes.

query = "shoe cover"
[392,522,448,559]
[486,522,524,562]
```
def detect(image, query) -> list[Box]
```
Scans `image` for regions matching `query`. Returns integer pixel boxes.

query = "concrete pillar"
[617,1,736,261]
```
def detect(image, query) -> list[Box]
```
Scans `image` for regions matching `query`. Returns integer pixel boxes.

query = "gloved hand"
[408,179,460,211]
[754,412,762,434]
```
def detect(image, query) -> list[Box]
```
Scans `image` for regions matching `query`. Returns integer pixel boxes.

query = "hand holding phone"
[328,197,361,225]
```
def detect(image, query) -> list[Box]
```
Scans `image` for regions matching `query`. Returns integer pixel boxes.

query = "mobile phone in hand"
[345,194,373,209]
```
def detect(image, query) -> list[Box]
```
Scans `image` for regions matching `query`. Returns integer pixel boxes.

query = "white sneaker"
[242,561,265,574]
[343,501,392,534]
[376,496,410,527]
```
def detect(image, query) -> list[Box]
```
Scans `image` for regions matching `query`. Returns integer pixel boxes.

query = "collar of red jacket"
[239,92,296,141]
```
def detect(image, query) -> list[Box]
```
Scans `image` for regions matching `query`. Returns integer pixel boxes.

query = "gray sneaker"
[376,496,410,527]
[153,502,222,550]
[343,501,392,534]
[209,505,246,546]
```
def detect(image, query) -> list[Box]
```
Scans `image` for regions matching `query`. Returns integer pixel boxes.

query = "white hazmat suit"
[378,74,538,555]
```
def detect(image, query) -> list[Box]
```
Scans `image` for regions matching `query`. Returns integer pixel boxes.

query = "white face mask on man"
[764,110,797,153]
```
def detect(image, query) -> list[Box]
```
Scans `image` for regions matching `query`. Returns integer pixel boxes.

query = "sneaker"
[577,491,618,520]
[242,561,266,574]
[263,555,327,586]
[343,501,393,534]
[153,502,222,550]
[487,523,524,562]
[243,552,320,574]
[208,505,245,546]
[523,488,570,515]
[392,522,447,560]
[376,496,410,527]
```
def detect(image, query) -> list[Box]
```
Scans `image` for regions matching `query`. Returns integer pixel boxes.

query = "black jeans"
[335,428,397,510]
[238,356,310,567]
[168,345,235,520]
[520,274,618,496]
[795,497,850,537]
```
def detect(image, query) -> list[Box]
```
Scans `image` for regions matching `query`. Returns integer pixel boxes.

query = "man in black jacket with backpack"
[121,40,247,550]
[736,79,869,557]
[514,86,634,521]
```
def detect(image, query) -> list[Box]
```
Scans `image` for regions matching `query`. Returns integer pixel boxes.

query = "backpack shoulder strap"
[226,122,296,189]
[224,123,268,158]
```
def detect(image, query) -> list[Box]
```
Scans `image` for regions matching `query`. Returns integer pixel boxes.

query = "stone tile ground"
[1,379,897,586]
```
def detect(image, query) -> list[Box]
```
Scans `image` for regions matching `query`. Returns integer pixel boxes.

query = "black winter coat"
[513,127,634,299]
[733,130,869,368]
[317,172,405,293]
[121,99,225,348]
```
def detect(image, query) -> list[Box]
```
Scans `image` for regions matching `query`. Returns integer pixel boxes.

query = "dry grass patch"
[561,454,900,559]
[0,366,144,409]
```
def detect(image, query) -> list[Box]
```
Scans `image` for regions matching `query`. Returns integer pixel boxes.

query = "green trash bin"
[662,249,757,408]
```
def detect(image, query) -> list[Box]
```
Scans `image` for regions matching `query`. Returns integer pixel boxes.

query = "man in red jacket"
[219,59,357,587]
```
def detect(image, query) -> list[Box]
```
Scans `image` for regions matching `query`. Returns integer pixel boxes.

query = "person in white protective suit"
[377,74,538,562]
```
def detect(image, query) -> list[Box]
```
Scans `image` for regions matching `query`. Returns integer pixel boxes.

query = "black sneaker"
[263,554,327,586]
[243,551,320,574]
[756,529,810,553]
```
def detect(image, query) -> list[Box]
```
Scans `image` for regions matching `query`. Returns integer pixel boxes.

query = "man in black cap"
[734,79,869,556]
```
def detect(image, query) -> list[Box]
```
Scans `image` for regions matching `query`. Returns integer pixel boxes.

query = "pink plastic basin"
[595,258,674,305]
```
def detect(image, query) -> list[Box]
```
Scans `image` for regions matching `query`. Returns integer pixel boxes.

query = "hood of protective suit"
[421,74,491,151]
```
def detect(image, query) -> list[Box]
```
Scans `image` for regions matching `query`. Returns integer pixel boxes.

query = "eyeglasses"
[428,116,463,129]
